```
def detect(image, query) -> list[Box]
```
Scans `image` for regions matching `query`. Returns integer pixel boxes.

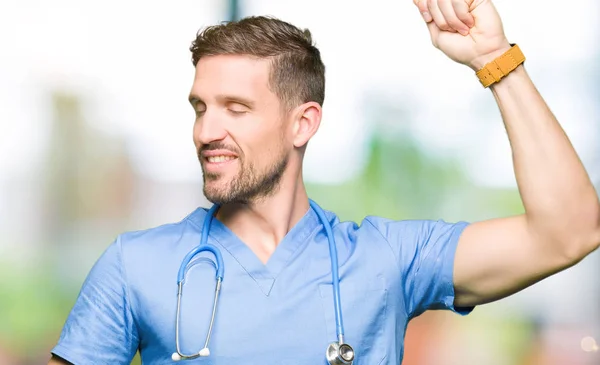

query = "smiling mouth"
[205,155,237,163]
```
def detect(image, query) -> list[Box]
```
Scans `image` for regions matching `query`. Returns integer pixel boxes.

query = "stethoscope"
[171,199,355,364]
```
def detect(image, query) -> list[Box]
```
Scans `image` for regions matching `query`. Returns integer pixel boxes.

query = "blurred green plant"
[0,258,74,362]
[308,131,524,224]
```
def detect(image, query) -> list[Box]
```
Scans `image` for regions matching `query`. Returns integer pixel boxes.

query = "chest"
[132,240,401,364]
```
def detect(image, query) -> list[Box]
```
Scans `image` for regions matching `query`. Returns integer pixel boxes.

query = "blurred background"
[1,0,599,364]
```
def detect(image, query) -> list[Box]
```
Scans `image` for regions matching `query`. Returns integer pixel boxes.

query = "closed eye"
[192,99,206,118]
[225,100,251,115]
[228,109,247,115]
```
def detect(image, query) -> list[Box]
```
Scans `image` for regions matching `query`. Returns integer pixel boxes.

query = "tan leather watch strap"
[476,44,525,88]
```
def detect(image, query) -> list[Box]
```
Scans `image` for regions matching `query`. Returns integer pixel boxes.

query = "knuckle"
[447,18,463,28]
[438,22,451,30]
[456,13,468,21]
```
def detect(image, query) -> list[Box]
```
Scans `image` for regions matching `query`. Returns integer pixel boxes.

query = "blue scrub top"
[52,203,472,364]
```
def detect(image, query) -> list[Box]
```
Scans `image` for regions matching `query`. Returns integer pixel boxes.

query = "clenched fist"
[414,0,512,70]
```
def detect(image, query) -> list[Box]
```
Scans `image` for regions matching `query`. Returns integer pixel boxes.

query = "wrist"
[469,41,512,71]
[489,64,527,90]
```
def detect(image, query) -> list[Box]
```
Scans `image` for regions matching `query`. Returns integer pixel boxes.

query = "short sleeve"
[367,218,473,319]
[51,236,139,365]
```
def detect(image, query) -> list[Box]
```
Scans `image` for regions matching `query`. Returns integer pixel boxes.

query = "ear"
[291,101,322,148]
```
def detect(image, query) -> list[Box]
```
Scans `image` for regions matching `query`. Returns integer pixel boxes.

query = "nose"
[194,109,228,146]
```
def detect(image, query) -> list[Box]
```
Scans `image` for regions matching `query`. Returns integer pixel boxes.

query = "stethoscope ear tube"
[173,266,223,361]
[173,205,224,361]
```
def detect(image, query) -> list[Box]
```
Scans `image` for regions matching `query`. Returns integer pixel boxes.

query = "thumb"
[414,0,433,22]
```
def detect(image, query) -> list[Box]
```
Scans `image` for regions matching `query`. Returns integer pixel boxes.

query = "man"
[49,0,600,364]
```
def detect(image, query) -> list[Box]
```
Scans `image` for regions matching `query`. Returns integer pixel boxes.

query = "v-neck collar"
[199,205,321,296]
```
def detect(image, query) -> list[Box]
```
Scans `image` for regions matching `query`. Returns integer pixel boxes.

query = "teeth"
[207,156,235,163]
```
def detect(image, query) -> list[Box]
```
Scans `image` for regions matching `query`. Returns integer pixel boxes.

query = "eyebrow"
[188,94,256,109]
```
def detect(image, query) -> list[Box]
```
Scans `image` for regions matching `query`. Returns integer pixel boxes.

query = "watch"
[476,44,526,88]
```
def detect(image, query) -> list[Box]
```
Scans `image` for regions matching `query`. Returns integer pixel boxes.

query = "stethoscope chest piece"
[326,342,354,365]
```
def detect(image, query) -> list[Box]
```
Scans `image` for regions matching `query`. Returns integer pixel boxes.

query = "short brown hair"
[189,16,325,109]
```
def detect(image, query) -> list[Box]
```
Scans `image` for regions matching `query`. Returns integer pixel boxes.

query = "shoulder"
[105,207,211,299]
[330,212,460,241]
[118,207,208,254]
[363,216,469,241]
[331,213,468,259]
[323,210,424,256]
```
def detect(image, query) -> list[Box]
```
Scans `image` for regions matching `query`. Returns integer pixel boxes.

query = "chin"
[203,181,230,204]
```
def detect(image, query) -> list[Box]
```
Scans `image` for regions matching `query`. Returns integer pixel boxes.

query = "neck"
[215,169,309,264]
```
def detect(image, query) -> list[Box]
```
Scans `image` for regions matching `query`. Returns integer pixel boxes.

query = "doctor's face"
[190,55,291,205]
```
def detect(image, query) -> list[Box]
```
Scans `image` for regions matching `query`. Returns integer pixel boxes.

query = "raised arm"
[413,0,600,307]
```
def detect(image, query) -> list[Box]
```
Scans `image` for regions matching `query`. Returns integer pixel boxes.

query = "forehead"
[191,55,273,100]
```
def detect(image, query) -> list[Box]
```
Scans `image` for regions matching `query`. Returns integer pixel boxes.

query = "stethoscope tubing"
[177,204,223,283]
[309,200,346,344]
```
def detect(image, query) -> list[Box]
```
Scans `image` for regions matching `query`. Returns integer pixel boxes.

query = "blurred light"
[581,336,598,352]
